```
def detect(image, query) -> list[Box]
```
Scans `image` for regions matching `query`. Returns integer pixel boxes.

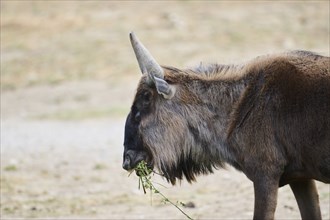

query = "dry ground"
[1,1,329,219]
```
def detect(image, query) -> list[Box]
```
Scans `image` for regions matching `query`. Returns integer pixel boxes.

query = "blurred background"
[1,1,329,219]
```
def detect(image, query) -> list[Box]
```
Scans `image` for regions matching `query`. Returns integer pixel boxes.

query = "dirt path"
[1,81,329,219]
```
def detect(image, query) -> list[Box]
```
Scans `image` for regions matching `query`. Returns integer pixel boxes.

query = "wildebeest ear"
[129,32,164,84]
[153,76,176,99]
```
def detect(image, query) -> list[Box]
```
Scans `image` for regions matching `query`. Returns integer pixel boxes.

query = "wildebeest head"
[123,33,220,184]
[122,33,176,173]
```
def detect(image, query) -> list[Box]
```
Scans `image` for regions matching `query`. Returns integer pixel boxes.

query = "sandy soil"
[1,1,329,220]
[1,80,329,220]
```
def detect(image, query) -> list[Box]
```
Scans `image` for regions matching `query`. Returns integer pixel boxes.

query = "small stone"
[183,201,196,208]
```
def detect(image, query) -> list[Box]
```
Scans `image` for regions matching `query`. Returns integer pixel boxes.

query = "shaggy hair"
[129,50,329,185]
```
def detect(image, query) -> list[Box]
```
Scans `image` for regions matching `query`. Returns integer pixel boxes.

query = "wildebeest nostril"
[122,155,131,170]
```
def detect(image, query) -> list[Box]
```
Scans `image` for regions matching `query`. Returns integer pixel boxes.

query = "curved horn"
[129,32,164,80]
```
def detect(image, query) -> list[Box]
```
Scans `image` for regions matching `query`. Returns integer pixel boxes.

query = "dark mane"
[192,63,235,76]
[163,63,244,80]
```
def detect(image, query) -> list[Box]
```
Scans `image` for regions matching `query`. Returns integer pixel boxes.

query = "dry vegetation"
[1,1,329,219]
[2,1,329,89]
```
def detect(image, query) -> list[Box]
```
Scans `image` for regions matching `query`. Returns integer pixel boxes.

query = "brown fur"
[123,50,330,220]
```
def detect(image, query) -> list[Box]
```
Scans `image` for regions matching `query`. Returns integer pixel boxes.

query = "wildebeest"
[122,32,330,220]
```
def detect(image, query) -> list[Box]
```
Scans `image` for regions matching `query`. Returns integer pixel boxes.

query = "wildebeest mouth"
[122,150,154,174]
[134,161,154,177]
[125,160,154,177]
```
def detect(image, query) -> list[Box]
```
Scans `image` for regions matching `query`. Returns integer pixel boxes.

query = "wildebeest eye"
[143,91,152,103]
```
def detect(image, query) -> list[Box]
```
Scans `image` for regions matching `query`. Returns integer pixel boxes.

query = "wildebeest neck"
[142,65,250,184]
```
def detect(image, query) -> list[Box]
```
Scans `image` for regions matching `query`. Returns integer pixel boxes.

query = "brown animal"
[122,32,330,220]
